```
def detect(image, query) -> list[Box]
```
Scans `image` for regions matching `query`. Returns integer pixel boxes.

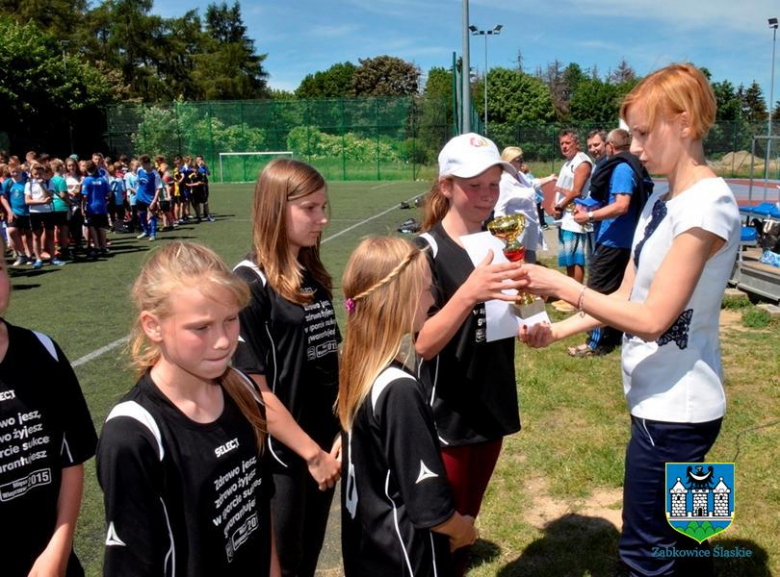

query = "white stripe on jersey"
[429,532,439,577]
[234,369,265,406]
[61,434,73,462]
[160,497,176,576]
[33,331,58,361]
[233,260,267,286]
[418,233,439,258]
[262,325,288,469]
[105,401,165,461]
[384,470,414,576]
[418,356,450,446]
[371,366,413,411]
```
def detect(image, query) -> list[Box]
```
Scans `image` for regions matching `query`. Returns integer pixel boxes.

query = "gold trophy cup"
[487,214,547,319]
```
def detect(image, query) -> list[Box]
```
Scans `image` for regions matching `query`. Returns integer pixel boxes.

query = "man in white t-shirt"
[553,130,592,308]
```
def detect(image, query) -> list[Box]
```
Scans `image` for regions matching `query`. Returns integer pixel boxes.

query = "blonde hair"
[421,177,452,231]
[501,146,523,162]
[130,241,267,451]
[251,159,332,304]
[620,63,716,140]
[337,237,428,431]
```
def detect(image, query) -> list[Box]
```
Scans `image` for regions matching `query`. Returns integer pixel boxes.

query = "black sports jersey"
[415,223,521,446]
[96,370,274,577]
[0,321,97,577]
[341,363,456,577]
[232,258,340,471]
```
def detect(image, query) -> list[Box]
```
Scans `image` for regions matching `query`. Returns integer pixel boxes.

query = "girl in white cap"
[415,133,525,576]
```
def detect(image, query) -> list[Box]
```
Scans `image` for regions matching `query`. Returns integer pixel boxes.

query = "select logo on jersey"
[215,438,240,458]
[665,462,734,543]
[0,390,16,402]
[105,522,127,547]
[415,460,439,484]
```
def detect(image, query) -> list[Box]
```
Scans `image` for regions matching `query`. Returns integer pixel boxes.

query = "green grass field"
[5,181,779,576]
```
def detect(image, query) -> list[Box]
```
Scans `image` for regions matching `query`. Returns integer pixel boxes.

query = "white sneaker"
[136,232,147,239]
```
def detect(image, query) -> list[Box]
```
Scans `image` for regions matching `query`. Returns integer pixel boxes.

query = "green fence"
[486,121,780,179]
[105,97,779,182]
[105,97,456,182]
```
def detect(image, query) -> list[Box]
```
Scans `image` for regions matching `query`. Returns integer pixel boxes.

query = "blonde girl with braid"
[339,237,477,577]
[97,241,280,576]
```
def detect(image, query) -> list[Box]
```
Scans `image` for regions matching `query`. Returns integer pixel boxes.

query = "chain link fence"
[105,99,779,182]
[105,97,455,182]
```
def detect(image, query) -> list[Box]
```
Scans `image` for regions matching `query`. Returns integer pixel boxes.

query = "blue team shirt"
[110,176,126,205]
[5,180,29,216]
[82,175,110,215]
[595,162,636,249]
[136,168,157,204]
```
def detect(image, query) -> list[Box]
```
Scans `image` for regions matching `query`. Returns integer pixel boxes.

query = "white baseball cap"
[438,133,516,178]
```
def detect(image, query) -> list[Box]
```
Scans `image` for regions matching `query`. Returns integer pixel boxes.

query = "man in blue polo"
[569,128,652,356]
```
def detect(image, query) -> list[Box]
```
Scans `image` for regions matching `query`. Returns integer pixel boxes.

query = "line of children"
[0,151,218,267]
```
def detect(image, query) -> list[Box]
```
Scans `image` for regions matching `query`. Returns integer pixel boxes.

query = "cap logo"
[469,136,489,148]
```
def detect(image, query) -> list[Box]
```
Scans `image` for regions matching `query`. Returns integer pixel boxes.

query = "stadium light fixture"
[470,24,503,136]
[767,18,777,181]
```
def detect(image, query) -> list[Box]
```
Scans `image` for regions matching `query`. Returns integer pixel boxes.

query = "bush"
[741,307,772,329]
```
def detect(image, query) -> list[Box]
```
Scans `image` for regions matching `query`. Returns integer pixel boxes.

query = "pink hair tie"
[344,298,356,314]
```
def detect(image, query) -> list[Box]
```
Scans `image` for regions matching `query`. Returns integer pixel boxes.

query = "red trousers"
[441,438,504,577]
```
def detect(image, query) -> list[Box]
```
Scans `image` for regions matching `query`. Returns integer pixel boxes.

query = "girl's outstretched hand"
[461,250,525,304]
[519,321,558,349]
[517,264,570,300]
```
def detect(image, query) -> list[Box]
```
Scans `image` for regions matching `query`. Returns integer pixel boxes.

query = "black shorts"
[8,215,31,231]
[51,211,69,227]
[30,212,55,232]
[159,200,171,212]
[85,213,109,229]
[191,189,206,204]
[586,245,631,294]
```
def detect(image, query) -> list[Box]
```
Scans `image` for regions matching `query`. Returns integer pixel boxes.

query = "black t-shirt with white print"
[232,258,340,472]
[415,223,521,447]
[341,362,456,577]
[96,370,274,577]
[0,321,97,577]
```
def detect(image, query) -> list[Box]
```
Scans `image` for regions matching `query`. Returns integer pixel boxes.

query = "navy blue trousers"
[620,416,722,576]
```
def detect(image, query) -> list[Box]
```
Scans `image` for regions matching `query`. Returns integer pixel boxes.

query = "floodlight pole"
[767,18,778,181]
[470,24,503,136]
[462,0,471,133]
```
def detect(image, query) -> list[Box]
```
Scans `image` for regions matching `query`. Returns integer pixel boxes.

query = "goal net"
[218,151,294,183]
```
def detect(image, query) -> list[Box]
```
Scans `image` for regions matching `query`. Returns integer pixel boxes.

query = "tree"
[711,79,741,122]
[742,81,768,123]
[192,1,269,100]
[0,16,118,152]
[295,62,357,99]
[569,78,624,124]
[537,59,568,120]
[484,68,556,124]
[607,59,636,85]
[351,56,419,97]
[0,0,88,40]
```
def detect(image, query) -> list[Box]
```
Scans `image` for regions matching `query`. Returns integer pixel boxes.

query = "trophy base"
[510,298,550,324]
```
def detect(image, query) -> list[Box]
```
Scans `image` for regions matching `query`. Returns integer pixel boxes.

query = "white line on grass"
[72,192,424,369]
[72,336,130,368]
[322,193,424,244]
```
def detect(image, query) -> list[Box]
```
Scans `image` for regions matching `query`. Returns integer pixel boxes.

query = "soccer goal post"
[218,151,294,183]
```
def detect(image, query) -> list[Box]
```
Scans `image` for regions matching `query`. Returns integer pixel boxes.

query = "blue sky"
[154,0,779,106]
